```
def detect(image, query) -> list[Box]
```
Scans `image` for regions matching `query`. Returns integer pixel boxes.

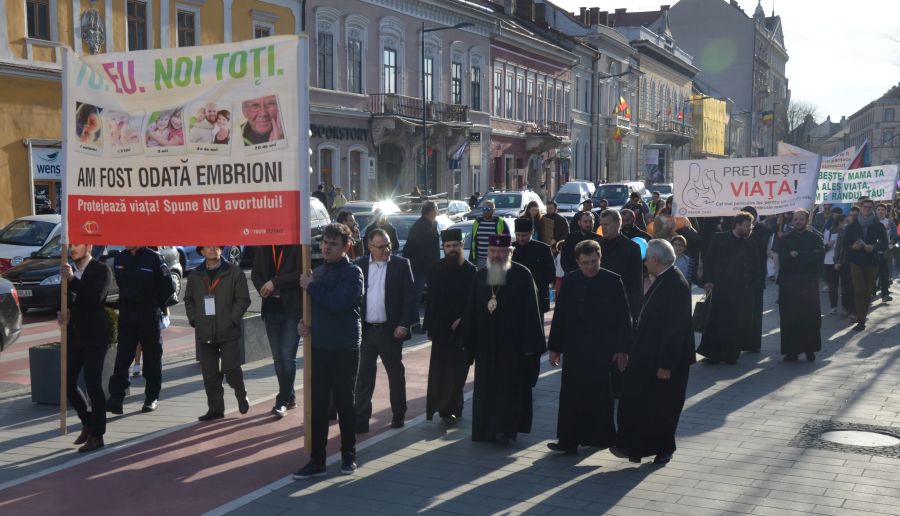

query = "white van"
[553,181,596,212]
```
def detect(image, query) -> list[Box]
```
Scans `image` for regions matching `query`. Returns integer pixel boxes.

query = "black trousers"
[840,265,855,312]
[197,338,245,414]
[878,252,892,297]
[824,264,839,308]
[310,347,359,465]
[67,339,106,437]
[355,325,407,424]
[108,307,162,403]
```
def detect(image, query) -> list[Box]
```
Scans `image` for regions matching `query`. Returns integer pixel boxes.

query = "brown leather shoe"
[73,427,91,445]
[78,435,104,453]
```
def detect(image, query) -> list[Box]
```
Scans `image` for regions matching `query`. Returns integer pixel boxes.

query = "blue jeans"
[264,312,300,407]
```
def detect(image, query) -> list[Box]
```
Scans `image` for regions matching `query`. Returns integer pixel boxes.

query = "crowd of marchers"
[57,191,898,477]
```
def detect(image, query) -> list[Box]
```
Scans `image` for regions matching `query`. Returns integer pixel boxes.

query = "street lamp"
[421,22,474,195]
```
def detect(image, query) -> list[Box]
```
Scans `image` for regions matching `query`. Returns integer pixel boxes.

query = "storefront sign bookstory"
[672,155,821,217]
[309,124,368,141]
[817,165,899,203]
[62,35,310,246]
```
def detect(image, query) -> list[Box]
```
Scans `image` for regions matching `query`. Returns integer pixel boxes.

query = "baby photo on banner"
[62,35,307,246]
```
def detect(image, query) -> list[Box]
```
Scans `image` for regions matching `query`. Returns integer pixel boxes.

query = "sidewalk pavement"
[1,277,899,515]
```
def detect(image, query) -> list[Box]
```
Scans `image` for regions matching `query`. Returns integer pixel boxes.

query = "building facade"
[847,83,900,167]
[0,0,301,227]
[667,0,789,157]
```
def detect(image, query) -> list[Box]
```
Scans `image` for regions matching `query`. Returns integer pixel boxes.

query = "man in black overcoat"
[512,218,556,313]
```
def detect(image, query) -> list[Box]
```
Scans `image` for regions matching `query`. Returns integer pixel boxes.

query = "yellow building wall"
[0,78,62,226]
[692,96,727,157]
[232,1,296,41]
[6,3,26,60]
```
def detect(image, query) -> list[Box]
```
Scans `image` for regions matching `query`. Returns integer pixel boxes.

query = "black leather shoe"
[547,442,577,454]
[784,354,799,362]
[141,399,158,413]
[356,422,370,434]
[73,427,91,445]
[653,453,672,465]
[198,412,225,421]
[106,399,124,415]
[492,433,511,446]
[78,435,104,453]
[853,323,866,331]
[237,394,250,415]
[805,352,815,362]
[391,417,405,429]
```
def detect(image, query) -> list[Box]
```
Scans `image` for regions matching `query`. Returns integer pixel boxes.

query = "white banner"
[821,146,857,170]
[817,165,899,203]
[673,155,821,217]
[63,35,309,245]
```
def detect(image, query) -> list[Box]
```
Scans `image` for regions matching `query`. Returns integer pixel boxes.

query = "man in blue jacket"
[294,224,365,480]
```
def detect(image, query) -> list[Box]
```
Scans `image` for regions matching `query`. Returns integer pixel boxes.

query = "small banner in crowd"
[63,35,309,245]
[673,155,821,217]
[816,165,899,203]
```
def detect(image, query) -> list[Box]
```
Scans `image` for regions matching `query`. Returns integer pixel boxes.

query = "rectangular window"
[317,32,334,89]
[527,79,534,122]
[564,87,571,123]
[424,57,434,102]
[493,69,502,116]
[451,62,463,105]
[26,0,50,40]
[585,81,591,112]
[547,82,555,123]
[471,66,481,111]
[884,130,895,145]
[575,79,580,111]
[176,10,196,47]
[254,25,271,39]
[517,76,525,121]
[505,73,514,119]
[556,85,563,123]
[886,108,895,122]
[127,1,147,51]
[537,82,544,123]
[383,48,397,94]
[348,39,363,94]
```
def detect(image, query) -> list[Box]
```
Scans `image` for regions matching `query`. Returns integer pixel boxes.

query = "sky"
[549,0,900,122]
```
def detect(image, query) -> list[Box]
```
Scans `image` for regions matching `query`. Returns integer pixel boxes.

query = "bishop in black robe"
[615,263,695,463]
[547,243,632,453]
[512,218,556,313]
[697,218,765,364]
[424,230,477,421]
[461,235,546,444]
[774,213,824,360]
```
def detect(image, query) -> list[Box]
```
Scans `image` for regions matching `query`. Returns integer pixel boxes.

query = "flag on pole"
[677,110,684,120]
[451,140,468,161]
[613,127,622,143]
[616,96,631,120]
[761,111,774,125]
[847,139,869,169]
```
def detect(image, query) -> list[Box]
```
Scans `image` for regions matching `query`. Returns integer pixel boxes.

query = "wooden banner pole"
[59,243,69,435]
[302,244,312,454]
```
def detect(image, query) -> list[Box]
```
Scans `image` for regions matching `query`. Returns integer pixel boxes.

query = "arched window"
[315,7,340,90]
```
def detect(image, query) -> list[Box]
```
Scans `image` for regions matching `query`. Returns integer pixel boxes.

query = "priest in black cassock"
[546,239,632,454]
[774,210,824,362]
[424,229,477,424]
[461,234,547,445]
[560,212,602,274]
[612,239,695,465]
[512,218,556,313]
[697,211,765,364]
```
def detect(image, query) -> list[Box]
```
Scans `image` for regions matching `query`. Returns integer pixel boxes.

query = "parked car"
[647,183,674,197]
[380,213,455,252]
[332,200,401,219]
[0,215,62,273]
[554,181,596,212]
[0,277,22,352]
[464,190,545,220]
[1,236,183,312]
[591,181,646,210]
[445,200,472,222]
[176,245,243,273]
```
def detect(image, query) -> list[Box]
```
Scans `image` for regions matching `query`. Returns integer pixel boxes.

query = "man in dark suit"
[62,243,113,453]
[612,239,695,465]
[512,218,555,313]
[354,228,416,432]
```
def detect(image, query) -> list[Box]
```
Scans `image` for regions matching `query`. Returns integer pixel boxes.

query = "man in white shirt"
[353,229,416,432]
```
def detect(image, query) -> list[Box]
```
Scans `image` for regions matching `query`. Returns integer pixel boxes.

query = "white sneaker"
[131,364,141,377]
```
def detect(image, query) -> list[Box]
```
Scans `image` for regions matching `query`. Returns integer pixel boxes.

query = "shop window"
[254,25,271,39]
[127,1,148,51]
[349,150,363,201]
[26,0,51,40]
[319,148,334,187]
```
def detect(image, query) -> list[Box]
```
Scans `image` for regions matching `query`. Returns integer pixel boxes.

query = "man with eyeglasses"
[241,95,283,145]
[294,224,364,479]
[353,229,416,433]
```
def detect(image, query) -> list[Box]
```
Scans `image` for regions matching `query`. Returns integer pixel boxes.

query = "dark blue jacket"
[307,255,364,350]
[113,247,176,311]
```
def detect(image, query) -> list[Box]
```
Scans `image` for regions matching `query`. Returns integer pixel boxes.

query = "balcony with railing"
[370,94,469,123]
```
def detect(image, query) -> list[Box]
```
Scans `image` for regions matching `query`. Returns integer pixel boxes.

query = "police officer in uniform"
[107,247,177,414]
